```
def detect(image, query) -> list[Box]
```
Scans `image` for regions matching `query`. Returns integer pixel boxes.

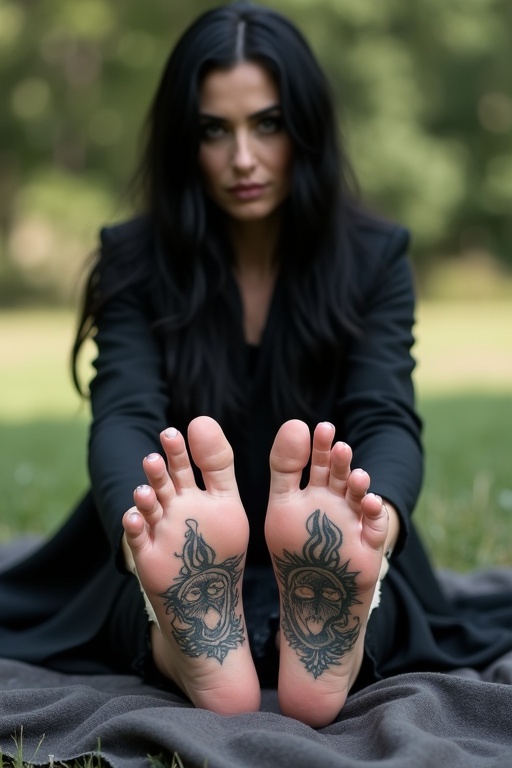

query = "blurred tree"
[277,0,512,266]
[0,0,511,304]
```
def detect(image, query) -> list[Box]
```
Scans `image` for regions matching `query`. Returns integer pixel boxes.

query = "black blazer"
[87,215,423,567]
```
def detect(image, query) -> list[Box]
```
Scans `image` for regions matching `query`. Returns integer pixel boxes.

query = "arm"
[335,225,423,556]
[87,225,170,561]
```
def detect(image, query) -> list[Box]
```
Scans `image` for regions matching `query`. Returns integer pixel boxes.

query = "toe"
[361,493,389,550]
[309,422,335,487]
[328,441,353,496]
[345,468,370,511]
[188,416,239,496]
[133,483,162,527]
[160,427,197,491]
[122,507,148,553]
[143,452,177,503]
[269,420,311,497]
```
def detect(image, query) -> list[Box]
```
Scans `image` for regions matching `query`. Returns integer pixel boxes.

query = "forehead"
[292,568,343,590]
[199,61,280,115]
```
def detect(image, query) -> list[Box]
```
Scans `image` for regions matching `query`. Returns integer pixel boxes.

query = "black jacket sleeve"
[334,222,423,554]
[87,224,170,557]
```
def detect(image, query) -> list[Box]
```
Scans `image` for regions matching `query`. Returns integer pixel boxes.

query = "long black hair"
[73,1,363,422]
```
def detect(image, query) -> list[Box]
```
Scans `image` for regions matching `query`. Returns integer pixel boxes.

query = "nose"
[232,130,255,173]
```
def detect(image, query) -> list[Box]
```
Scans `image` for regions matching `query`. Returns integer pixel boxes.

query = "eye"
[294,585,315,599]
[258,115,283,135]
[207,580,225,598]
[183,587,202,603]
[200,121,227,141]
[321,588,341,602]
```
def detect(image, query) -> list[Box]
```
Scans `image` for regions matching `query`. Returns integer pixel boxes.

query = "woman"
[1,1,510,729]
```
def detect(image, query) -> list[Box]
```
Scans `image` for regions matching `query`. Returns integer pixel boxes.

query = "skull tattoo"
[273,510,361,677]
[159,519,244,662]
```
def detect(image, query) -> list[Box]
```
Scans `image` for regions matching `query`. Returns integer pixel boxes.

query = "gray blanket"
[1,542,512,768]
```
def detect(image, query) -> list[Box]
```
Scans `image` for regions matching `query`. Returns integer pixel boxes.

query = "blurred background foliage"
[0,0,511,306]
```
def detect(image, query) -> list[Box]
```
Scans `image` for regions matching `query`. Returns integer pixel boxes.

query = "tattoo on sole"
[159,519,245,663]
[273,510,362,678]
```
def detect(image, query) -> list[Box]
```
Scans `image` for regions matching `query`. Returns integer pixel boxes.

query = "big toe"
[187,416,239,496]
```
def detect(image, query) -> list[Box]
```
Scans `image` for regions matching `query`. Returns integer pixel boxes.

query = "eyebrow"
[199,104,281,122]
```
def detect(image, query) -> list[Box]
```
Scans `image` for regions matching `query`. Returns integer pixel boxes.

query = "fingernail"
[135,484,150,494]
[320,421,335,430]
[163,427,178,439]
[145,453,160,462]
[128,511,141,524]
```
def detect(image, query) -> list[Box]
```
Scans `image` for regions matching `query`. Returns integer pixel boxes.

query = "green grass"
[0,730,196,768]
[1,304,511,571]
[0,730,103,768]
[415,300,512,395]
[0,419,87,542]
[415,394,512,570]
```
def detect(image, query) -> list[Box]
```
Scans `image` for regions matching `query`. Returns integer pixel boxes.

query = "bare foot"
[265,420,388,727]
[122,416,260,715]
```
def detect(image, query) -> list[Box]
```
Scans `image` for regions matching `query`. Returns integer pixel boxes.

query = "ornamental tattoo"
[273,510,361,678]
[159,519,244,663]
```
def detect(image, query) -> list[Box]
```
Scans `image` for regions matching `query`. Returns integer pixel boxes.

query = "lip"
[228,183,268,200]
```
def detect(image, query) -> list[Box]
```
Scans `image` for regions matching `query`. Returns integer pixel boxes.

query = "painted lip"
[228,183,268,200]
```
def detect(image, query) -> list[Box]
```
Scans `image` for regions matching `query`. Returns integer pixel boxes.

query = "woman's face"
[198,62,293,224]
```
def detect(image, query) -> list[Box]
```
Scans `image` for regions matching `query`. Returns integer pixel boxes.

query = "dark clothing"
[1,217,511,687]
[87,216,422,566]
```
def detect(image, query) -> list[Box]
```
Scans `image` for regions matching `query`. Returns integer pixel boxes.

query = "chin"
[226,202,282,223]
